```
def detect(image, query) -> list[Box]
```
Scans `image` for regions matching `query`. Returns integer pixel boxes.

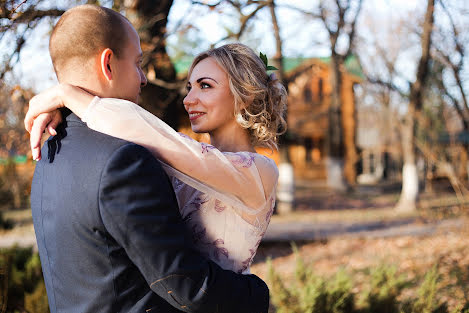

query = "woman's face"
[183,57,238,135]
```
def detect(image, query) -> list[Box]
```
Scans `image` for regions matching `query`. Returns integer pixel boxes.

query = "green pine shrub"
[401,265,451,313]
[0,246,49,313]
[359,264,407,313]
[268,244,355,313]
[268,245,469,313]
[25,280,49,313]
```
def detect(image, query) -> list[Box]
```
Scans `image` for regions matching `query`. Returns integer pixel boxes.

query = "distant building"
[281,56,363,182]
[172,56,363,183]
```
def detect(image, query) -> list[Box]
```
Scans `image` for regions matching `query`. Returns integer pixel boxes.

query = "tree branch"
[344,0,363,58]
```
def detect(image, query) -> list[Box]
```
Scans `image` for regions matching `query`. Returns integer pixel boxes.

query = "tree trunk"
[396,0,434,211]
[269,0,294,214]
[396,110,418,211]
[342,74,357,186]
[269,0,285,84]
[124,0,184,130]
[326,54,347,191]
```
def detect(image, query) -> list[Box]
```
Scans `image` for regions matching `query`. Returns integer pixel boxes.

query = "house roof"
[0,155,28,165]
[172,55,364,79]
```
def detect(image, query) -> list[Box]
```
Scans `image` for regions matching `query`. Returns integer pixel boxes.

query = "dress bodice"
[82,97,279,273]
[168,169,275,274]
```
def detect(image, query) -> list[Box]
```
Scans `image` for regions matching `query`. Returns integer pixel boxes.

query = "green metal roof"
[0,155,28,165]
[172,55,364,79]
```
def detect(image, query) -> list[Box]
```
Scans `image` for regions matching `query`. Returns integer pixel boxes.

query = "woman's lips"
[189,112,205,121]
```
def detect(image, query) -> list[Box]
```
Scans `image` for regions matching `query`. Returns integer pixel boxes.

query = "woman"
[25,43,287,274]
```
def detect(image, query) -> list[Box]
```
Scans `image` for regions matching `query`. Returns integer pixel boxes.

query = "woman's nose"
[183,90,197,108]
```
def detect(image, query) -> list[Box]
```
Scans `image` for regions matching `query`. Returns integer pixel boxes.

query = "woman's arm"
[25,84,95,160]
[25,85,278,211]
[82,97,278,211]
[25,84,94,129]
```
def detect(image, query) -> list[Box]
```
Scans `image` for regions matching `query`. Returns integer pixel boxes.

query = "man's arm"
[98,143,269,313]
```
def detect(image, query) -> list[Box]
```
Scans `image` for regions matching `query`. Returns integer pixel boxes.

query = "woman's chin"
[191,125,206,134]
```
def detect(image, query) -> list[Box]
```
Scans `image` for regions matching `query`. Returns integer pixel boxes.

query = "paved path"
[263,217,466,242]
[0,217,466,249]
[0,229,37,249]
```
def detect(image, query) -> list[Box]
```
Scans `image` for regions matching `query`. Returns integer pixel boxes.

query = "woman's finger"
[46,111,62,136]
[30,114,52,160]
[25,95,43,133]
[25,85,64,133]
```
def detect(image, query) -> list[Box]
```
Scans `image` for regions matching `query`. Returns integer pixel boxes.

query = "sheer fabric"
[82,97,278,273]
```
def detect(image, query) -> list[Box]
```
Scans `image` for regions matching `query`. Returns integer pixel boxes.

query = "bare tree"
[394,0,435,212]
[431,0,469,161]
[123,0,185,129]
[1,0,183,128]
[361,0,469,209]
[0,0,64,80]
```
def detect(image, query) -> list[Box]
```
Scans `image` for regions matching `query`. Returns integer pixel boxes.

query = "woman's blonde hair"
[187,43,287,150]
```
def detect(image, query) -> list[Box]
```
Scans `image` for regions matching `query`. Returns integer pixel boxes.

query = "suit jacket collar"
[62,108,86,127]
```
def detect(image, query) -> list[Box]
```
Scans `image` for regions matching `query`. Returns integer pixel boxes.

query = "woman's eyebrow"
[196,77,219,84]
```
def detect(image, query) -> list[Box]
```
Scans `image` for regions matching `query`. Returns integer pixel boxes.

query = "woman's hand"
[24,84,67,133]
[24,83,95,160]
[29,111,63,161]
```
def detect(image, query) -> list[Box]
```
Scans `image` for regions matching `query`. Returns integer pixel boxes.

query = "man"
[29,5,269,313]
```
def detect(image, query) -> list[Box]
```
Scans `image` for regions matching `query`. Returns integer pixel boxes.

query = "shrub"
[401,265,450,313]
[268,244,355,313]
[359,265,407,313]
[267,245,469,313]
[0,246,49,313]
[0,159,32,210]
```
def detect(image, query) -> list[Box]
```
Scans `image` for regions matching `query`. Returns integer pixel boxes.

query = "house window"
[303,86,313,103]
[318,78,324,102]
[304,137,313,162]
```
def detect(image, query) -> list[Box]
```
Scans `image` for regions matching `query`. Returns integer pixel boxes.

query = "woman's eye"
[186,85,191,92]
[201,82,211,89]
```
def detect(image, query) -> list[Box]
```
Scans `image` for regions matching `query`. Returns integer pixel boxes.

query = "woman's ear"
[100,48,113,82]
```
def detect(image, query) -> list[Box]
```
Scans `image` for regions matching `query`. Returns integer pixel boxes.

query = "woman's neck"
[209,126,255,153]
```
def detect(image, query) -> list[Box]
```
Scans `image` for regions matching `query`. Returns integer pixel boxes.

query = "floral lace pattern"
[168,147,276,273]
[171,168,276,274]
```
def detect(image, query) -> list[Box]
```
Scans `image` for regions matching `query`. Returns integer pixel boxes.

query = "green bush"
[267,245,469,313]
[0,159,31,210]
[401,265,450,313]
[0,170,13,211]
[268,244,355,313]
[359,265,408,313]
[0,246,49,313]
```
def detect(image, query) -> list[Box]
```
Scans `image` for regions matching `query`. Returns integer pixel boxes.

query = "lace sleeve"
[82,97,278,212]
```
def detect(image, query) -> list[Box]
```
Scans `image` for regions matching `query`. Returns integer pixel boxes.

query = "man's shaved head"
[50,5,131,80]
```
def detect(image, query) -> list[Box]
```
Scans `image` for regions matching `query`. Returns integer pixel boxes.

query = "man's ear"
[100,48,113,82]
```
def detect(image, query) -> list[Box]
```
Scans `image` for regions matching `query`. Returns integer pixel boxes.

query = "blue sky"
[0,0,436,93]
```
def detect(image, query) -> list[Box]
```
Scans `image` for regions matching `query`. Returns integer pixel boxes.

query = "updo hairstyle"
[187,43,287,150]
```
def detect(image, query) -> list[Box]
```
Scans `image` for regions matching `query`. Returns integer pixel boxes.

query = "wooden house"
[173,56,363,183]
[277,57,363,182]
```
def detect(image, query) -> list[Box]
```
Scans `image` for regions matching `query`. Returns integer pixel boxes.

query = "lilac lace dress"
[82,97,278,273]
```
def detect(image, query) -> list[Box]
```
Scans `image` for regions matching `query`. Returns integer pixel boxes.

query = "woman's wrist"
[59,83,95,118]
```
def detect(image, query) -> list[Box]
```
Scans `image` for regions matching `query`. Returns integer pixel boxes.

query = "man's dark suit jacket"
[31,111,269,313]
